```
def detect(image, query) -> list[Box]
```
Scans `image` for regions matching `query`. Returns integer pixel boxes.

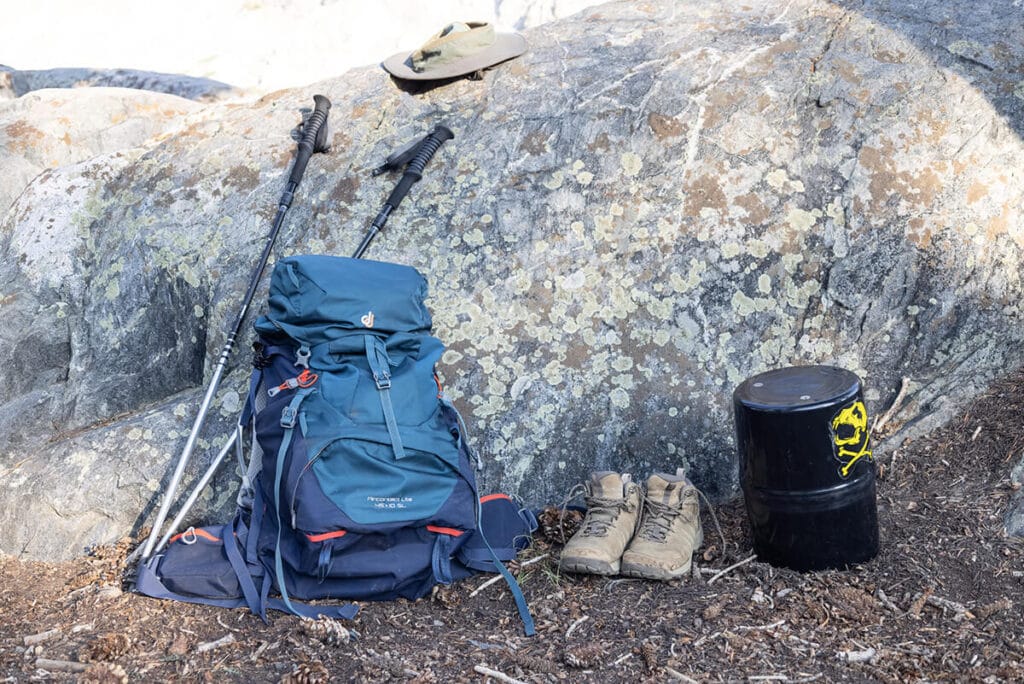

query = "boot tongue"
[646,472,686,504]
[590,471,625,499]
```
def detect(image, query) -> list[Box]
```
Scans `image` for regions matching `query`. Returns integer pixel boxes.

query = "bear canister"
[733,365,879,571]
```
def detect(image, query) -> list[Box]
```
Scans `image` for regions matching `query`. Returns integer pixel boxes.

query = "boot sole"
[619,528,704,581]
[619,559,691,580]
[559,556,620,576]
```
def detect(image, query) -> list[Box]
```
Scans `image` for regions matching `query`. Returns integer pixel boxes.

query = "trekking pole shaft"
[152,430,239,556]
[138,95,331,563]
[351,125,453,259]
[138,204,287,563]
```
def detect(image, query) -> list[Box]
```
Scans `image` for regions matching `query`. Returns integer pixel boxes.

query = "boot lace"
[636,497,686,543]
[579,493,634,537]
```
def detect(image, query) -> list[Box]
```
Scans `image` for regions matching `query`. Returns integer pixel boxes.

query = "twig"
[612,652,633,666]
[736,619,786,632]
[707,554,757,584]
[34,659,88,673]
[749,676,788,681]
[837,647,876,663]
[873,376,910,433]
[23,629,60,646]
[565,615,589,639]
[473,664,527,684]
[693,632,721,649]
[926,595,974,621]
[875,588,900,614]
[196,633,236,654]
[469,554,549,597]
[216,614,238,632]
[665,666,700,683]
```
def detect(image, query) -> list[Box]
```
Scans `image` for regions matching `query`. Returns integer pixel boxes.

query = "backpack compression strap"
[364,336,407,460]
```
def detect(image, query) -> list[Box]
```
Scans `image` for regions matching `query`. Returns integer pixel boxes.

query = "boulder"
[0,66,236,101]
[2,0,1023,559]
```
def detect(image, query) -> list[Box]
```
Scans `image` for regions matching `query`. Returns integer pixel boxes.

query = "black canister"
[733,365,879,571]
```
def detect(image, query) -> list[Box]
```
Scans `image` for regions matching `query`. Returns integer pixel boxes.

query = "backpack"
[137,255,535,634]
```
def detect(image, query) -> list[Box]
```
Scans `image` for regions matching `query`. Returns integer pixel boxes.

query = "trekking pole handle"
[381,125,454,215]
[287,94,332,188]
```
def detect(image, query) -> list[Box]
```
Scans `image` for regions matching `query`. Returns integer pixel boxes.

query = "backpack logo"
[360,311,375,328]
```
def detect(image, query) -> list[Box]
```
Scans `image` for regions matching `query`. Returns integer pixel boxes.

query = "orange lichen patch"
[520,130,550,156]
[907,109,950,149]
[330,175,361,205]
[832,58,864,87]
[682,173,728,217]
[225,164,260,190]
[733,192,772,225]
[648,112,684,140]
[704,89,744,128]
[3,121,46,154]
[858,143,945,213]
[986,202,1017,242]
[906,216,935,249]
[588,132,612,153]
[872,48,907,64]
[966,182,989,204]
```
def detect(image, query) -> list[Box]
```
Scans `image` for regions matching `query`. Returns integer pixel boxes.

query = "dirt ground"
[2,374,1023,683]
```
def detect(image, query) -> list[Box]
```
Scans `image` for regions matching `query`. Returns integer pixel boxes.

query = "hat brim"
[382,33,527,81]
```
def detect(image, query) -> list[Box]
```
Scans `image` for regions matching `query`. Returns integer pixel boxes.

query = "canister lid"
[733,365,861,412]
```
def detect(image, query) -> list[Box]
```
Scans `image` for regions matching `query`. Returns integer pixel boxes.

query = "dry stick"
[473,664,527,684]
[665,666,700,683]
[736,619,786,632]
[875,588,900,614]
[23,629,61,646]
[873,376,910,433]
[837,647,876,663]
[694,488,728,554]
[707,554,757,585]
[565,615,589,639]
[34,659,89,673]
[469,553,550,597]
[926,595,974,621]
[195,633,236,654]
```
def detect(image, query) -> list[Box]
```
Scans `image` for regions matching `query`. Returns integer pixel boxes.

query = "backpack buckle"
[281,405,298,429]
[373,371,392,390]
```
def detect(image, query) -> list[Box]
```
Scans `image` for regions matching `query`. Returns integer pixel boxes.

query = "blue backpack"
[137,255,535,634]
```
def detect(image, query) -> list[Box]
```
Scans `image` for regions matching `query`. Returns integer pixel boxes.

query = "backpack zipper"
[289,440,335,528]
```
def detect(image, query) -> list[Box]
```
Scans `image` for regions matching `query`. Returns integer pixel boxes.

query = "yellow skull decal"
[831,400,873,477]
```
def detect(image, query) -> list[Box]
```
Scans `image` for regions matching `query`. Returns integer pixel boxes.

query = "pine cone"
[79,662,129,684]
[82,633,131,662]
[299,617,352,646]
[507,651,560,674]
[640,641,658,671]
[563,643,603,669]
[537,506,583,544]
[280,661,330,684]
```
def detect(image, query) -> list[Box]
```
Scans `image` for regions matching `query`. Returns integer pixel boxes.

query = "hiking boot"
[559,472,642,576]
[620,470,703,580]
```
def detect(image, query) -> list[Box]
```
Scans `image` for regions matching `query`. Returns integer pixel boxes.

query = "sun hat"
[382,22,527,81]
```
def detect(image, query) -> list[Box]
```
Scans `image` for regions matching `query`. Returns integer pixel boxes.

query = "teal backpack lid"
[254,255,432,345]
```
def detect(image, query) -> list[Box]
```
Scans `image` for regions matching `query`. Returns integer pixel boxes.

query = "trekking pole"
[137,95,332,564]
[353,124,454,258]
